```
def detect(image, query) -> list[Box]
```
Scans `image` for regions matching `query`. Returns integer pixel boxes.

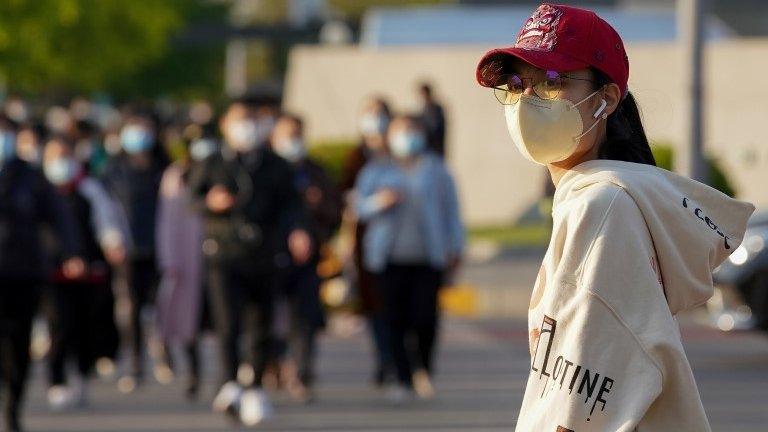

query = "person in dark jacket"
[100,114,164,392]
[0,117,84,432]
[339,97,395,387]
[41,136,127,411]
[270,113,343,403]
[189,102,311,426]
[416,82,446,158]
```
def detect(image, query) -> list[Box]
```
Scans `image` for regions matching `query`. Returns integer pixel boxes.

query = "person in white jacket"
[475,3,755,431]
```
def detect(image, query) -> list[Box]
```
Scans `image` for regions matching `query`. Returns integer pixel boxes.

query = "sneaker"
[239,389,273,426]
[412,369,435,400]
[212,381,242,413]
[116,375,140,394]
[385,384,413,405]
[237,363,255,387]
[95,357,116,380]
[47,385,76,411]
[153,362,175,385]
[286,380,313,404]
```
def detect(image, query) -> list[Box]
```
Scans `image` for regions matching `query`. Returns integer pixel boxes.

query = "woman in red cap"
[476,4,754,431]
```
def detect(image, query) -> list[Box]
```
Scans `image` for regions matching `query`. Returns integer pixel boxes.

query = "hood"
[555,160,755,314]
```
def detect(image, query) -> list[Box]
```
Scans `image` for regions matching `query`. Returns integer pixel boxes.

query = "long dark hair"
[591,69,656,166]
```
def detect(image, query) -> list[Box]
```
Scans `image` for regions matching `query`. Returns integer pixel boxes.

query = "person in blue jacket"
[354,114,464,403]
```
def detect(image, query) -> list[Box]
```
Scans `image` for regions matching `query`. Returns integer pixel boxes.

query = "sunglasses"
[492,70,596,105]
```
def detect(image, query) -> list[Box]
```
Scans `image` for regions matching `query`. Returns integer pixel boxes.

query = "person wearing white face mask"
[189,102,312,426]
[100,114,164,393]
[339,97,397,388]
[41,136,128,413]
[354,115,464,404]
[0,117,87,432]
[269,114,342,403]
[154,130,212,399]
[476,4,754,431]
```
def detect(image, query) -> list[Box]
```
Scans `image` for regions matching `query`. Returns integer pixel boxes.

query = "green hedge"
[307,139,357,185]
[305,140,738,206]
[651,143,735,197]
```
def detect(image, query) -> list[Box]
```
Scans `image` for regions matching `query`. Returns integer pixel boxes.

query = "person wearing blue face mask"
[100,114,165,393]
[41,136,127,412]
[353,115,465,404]
[0,116,86,432]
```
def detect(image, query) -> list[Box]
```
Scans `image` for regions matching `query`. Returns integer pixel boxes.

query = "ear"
[602,82,622,117]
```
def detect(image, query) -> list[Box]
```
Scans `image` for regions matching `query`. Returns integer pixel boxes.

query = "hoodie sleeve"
[518,186,667,432]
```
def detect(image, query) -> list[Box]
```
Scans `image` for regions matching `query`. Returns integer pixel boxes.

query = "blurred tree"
[0,0,226,98]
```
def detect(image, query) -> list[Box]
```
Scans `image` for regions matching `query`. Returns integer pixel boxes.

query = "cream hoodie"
[515,160,755,432]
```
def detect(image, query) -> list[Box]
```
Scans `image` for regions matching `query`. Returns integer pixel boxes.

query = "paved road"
[23,318,526,432]
[17,254,768,431]
[21,317,768,432]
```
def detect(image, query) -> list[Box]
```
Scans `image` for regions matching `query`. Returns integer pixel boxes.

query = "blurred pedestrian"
[339,97,395,387]
[15,124,43,166]
[474,4,754,430]
[0,116,85,432]
[101,114,164,392]
[340,98,391,194]
[41,135,127,411]
[416,82,446,157]
[354,115,464,403]
[271,113,343,403]
[72,120,108,176]
[154,131,207,399]
[190,102,310,426]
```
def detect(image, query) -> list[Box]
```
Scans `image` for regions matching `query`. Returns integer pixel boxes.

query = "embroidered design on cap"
[515,4,563,52]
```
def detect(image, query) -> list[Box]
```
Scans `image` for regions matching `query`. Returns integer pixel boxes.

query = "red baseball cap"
[476,3,629,97]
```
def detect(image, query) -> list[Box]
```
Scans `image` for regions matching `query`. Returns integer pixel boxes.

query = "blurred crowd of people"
[0,82,463,430]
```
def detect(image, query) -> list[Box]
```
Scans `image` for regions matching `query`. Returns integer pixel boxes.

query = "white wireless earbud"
[593,99,607,119]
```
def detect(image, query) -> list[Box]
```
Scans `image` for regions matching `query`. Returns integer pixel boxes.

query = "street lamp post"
[678,0,708,184]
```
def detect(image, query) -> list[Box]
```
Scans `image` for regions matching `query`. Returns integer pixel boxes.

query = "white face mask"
[274,137,306,163]
[504,90,607,165]
[44,157,79,185]
[189,138,217,161]
[228,117,276,153]
[359,113,388,137]
[227,119,259,152]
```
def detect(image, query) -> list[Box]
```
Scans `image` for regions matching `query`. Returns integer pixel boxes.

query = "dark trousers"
[125,257,158,376]
[0,282,39,430]
[208,262,274,388]
[277,263,325,387]
[380,263,441,387]
[46,282,101,385]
